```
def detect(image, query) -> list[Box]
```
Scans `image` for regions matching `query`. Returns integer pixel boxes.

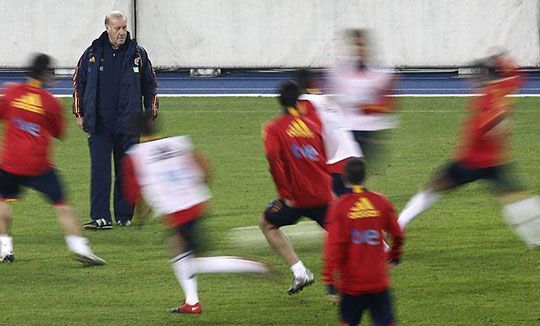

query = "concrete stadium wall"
[1,0,539,68]
[0,0,133,69]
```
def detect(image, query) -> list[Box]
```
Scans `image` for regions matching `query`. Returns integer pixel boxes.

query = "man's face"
[352,36,369,62]
[106,17,128,48]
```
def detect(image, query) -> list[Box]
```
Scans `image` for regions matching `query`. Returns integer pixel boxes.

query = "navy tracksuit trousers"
[88,131,137,223]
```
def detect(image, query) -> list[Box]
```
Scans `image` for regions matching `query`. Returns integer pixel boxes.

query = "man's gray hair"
[105,11,127,26]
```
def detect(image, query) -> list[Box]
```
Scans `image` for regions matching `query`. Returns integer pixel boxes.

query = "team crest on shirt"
[88,56,95,63]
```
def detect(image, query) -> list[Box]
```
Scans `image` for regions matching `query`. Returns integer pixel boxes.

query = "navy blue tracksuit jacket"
[72,31,158,223]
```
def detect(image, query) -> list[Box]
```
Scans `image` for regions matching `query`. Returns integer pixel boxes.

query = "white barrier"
[0,0,133,68]
[1,0,539,68]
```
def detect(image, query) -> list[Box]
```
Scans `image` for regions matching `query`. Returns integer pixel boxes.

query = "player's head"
[131,111,157,137]
[278,81,301,113]
[345,29,370,64]
[469,55,503,86]
[28,53,54,83]
[344,158,367,186]
[105,11,128,48]
[296,69,319,94]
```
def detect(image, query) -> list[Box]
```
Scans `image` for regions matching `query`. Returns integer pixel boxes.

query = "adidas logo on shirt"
[286,119,314,138]
[348,198,380,219]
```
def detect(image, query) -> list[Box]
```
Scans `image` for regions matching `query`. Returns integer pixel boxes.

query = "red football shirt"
[263,112,332,208]
[456,57,524,168]
[323,187,404,294]
[0,80,64,175]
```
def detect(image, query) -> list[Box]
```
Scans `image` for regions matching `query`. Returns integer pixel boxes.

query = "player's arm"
[361,74,398,114]
[121,155,152,226]
[323,202,348,287]
[72,51,88,119]
[263,124,292,200]
[194,150,212,183]
[0,86,7,121]
[473,95,510,140]
[490,54,524,94]
[140,48,159,119]
[121,155,142,205]
[383,198,404,266]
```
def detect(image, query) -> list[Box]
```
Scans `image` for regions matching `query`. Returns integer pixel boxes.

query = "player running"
[259,81,333,295]
[0,53,106,266]
[327,29,397,170]
[122,113,268,315]
[324,158,404,326]
[398,52,540,247]
[296,69,362,196]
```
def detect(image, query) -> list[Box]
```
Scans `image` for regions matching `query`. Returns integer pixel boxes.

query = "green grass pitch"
[1,97,538,325]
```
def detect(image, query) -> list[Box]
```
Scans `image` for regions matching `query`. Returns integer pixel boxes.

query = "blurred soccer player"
[0,53,106,265]
[398,53,540,247]
[260,81,332,295]
[324,158,403,326]
[327,29,397,170]
[122,113,268,315]
[296,69,362,196]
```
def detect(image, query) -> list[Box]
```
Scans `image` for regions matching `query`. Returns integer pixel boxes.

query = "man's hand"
[76,116,84,130]
[326,284,340,304]
[388,258,400,269]
[132,200,152,227]
[283,199,295,208]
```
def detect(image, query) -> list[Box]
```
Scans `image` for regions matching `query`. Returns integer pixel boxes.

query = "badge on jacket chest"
[133,56,140,73]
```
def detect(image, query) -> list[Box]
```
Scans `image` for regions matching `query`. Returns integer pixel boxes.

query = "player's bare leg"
[259,218,314,295]
[54,204,106,266]
[397,171,458,229]
[169,227,268,314]
[0,201,14,262]
[499,192,540,247]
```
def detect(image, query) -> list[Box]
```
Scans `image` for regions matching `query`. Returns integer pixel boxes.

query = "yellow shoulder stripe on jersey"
[27,78,43,89]
[287,107,300,117]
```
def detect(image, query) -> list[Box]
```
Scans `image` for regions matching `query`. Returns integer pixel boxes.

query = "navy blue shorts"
[340,288,395,326]
[263,199,328,229]
[171,219,200,253]
[0,168,65,205]
[170,215,212,254]
[442,161,519,193]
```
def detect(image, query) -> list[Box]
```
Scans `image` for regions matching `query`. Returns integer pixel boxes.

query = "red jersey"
[0,80,64,175]
[323,187,404,294]
[263,112,332,208]
[456,57,524,168]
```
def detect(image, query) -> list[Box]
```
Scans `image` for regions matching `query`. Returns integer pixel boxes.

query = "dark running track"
[1,70,540,96]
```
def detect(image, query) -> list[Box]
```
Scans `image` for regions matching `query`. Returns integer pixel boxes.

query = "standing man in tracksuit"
[73,10,159,229]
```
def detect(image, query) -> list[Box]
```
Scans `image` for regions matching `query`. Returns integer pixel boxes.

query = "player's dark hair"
[344,158,367,185]
[296,69,314,92]
[277,81,301,109]
[131,111,156,136]
[29,53,53,81]
[470,55,502,80]
[345,28,368,43]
